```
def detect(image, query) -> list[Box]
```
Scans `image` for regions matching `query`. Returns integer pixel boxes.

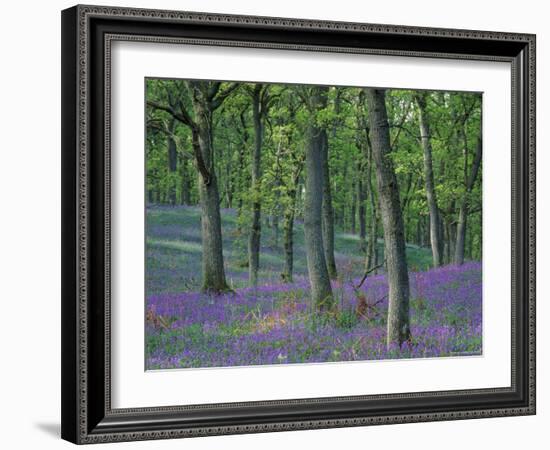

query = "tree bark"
[180,151,191,205]
[455,136,482,265]
[321,129,338,279]
[236,110,249,236]
[350,186,357,234]
[304,87,334,311]
[190,85,230,293]
[366,147,379,271]
[167,119,178,206]
[282,185,297,283]
[248,84,263,286]
[365,88,411,348]
[415,93,442,268]
[357,162,367,253]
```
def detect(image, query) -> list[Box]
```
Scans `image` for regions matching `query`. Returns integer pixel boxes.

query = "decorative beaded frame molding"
[61,4,536,445]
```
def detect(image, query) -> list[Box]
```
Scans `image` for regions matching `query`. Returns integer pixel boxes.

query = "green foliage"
[145,78,482,266]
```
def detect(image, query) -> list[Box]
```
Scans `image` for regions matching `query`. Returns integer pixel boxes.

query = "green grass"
[146,205,434,296]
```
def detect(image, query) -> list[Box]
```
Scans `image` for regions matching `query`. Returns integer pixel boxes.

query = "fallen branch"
[354,259,386,290]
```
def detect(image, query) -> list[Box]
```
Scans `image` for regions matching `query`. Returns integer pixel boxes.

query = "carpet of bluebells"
[145,206,482,370]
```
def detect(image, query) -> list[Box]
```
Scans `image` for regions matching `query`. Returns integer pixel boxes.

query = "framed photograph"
[61,4,536,444]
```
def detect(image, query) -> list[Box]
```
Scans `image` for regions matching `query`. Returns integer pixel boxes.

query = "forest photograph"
[144,78,483,370]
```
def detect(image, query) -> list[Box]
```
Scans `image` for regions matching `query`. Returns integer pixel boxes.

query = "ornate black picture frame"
[61,4,536,444]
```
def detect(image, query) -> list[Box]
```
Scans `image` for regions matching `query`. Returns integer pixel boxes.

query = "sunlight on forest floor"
[145,206,482,369]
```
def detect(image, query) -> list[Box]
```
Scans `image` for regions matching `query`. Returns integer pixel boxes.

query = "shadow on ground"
[35,422,60,438]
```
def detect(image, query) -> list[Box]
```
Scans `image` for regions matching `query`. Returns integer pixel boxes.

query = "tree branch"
[354,259,386,290]
[211,82,241,110]
[146,100,195,129]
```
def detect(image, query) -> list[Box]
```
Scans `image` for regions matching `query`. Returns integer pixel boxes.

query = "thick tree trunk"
[248,84,263,286]
[365,88,411,348]
[321,129,338,279]
[455,136,482,265]
[193,102,229,293]
[198,173,228,293]
[304,87,333,311]
[415,93,442,268]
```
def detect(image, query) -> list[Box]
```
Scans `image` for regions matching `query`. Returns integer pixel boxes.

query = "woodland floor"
[145,205,482,369]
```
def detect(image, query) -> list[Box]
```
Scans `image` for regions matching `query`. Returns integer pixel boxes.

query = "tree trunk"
[248,84,263,286]
[366,152,379,271]
[282,186,297,283]
[236,111,249,236]
[455,136,482,265]
[193,102,229,293]
[167,119,178,206]
[357,163,367,253]
[180,152,191,205]
[304,87,333,311]
[321,129,338,279]
[444,219,451,265]
[350,186,357,234]
[365,88,410,348]
[282,213,295,283]
[415,93,442,268]
[224,142,233,208]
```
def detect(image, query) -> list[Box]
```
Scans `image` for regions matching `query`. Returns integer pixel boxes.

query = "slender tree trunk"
[350,185,357,234]
[450,220,457,261]
[415,93,442,268]
[272,214,279,248]
[357,163,367,253]
[455,208,468,264]
[366,156,379,271]
[282,212,295,282]
[401,174,413,243]
[248,84,263,286]
[167,119,178,206]
[365,88,410,348]
[321,129,338,279]
[358,92,378,270]
[236,111,249,236]
[282,185,297,283]
[224,142,233,208]
[304,87,333,311]
[444,219,451,265]
[180,152,191,205]
[455,136,482,264]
